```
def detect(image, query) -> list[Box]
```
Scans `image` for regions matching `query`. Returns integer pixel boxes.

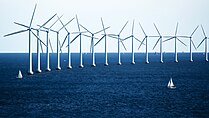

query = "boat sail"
[17,70,23,79]
[167,78,176,89]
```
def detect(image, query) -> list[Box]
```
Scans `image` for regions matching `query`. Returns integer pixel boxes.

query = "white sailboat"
[167,78,176,89]
[17,70,23,79]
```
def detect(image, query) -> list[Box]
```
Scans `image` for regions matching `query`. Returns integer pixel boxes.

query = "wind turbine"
[94,18,110,66]
[152,23,164,63]
[197,25,209,62]
[178,26,199,62]
[57,16,75,69]
[4,4,45,75]
[138,22,152,64]
[79,23,110,67]
[122,20,143,64]
[37,14,57,71]
[108,21,128,65]
[69,15,86,68]
[163,23,187,62]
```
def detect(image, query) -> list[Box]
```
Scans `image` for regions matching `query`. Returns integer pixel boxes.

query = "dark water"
[0,53,209,117]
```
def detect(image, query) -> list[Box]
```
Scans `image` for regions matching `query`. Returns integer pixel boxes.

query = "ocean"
[0,53,209,117]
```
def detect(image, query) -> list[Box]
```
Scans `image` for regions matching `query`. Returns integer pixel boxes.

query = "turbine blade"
[58,17,74,32]
[108,35,118,39]
[154,23,161,36]
[101,17,106,34]
[71,31,87,34]
[70,34,80,44]
[119,21,128,35]
[108,34,118,36]
[4,29,28,37]
[94,35,105,46]
[29,4,37,28]
[191,40,197,50]
[190,25,199,37]
[153,38,161,50]
[82,34,92,38]
[80,24,92,34]
[175,22,178,36]
[39,14,57,30]
[121,41,127,51]
[31,30,47,47]
[37,24,49,30]
[201,25,206,37]
[94,26,110,35]
[178,36,190,38]
[49,38,54,53]
[177,38,187,46]
[61,34,68,49]
[133,36,143,44]
[40,41,44,53]
[197,38,206,48]
[123,35,132,41]
[139,22,146,36]
[163,37,174,42]
[49,15,63,29]
[14,22,29,28]
[76,15,81,32]
[132,20,134,35]
[138,37,146,50]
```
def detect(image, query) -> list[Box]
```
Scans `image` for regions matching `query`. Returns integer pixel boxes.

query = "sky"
[0,0,209,53]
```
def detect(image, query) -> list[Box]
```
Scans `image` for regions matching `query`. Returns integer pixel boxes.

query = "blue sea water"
[0,53,209,117]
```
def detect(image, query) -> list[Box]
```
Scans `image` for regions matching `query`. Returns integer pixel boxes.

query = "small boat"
[17,70,23,79]
[167,78,176,89]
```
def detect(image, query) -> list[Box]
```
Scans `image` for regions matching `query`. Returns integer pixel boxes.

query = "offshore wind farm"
[0,0,209,117]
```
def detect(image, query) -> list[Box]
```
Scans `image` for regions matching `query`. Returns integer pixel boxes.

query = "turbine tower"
[108,21,128,65]
[80,24,110,67]
[163,23,187,62]
[4,4,45,75]
[152,23,164,63]
[179,26,199,62]
[94,18,110,66]
[123,20,143,64]
[69,15,87,68]
[197,25,209,62]
[138,22,150,64]
[58,17,75,69]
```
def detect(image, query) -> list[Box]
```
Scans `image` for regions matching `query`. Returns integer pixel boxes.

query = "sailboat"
[167,78,176,89]
[17,70,23,79]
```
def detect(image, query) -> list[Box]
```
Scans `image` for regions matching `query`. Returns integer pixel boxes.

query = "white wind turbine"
[37,14,57,71]
[197,25,209,62]
[138,22,153,64]
[58,16,75,69]
[152,23,164,63]
[79,24,110,67]
[108,21,128,65]
[4,4,46,75]
[122,20,143,64]
[178,26,199,62]
[68,15,87,68]
[163,23,187,62]
[94,18,110,66]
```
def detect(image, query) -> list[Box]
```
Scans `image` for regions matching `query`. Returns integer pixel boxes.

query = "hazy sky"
[0,0,209,53]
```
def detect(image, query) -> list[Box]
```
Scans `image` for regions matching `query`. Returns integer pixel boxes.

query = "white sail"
[167,80,171,87]
[170,78,174,87]
[17,70,23,79]
[168,78,176,89]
